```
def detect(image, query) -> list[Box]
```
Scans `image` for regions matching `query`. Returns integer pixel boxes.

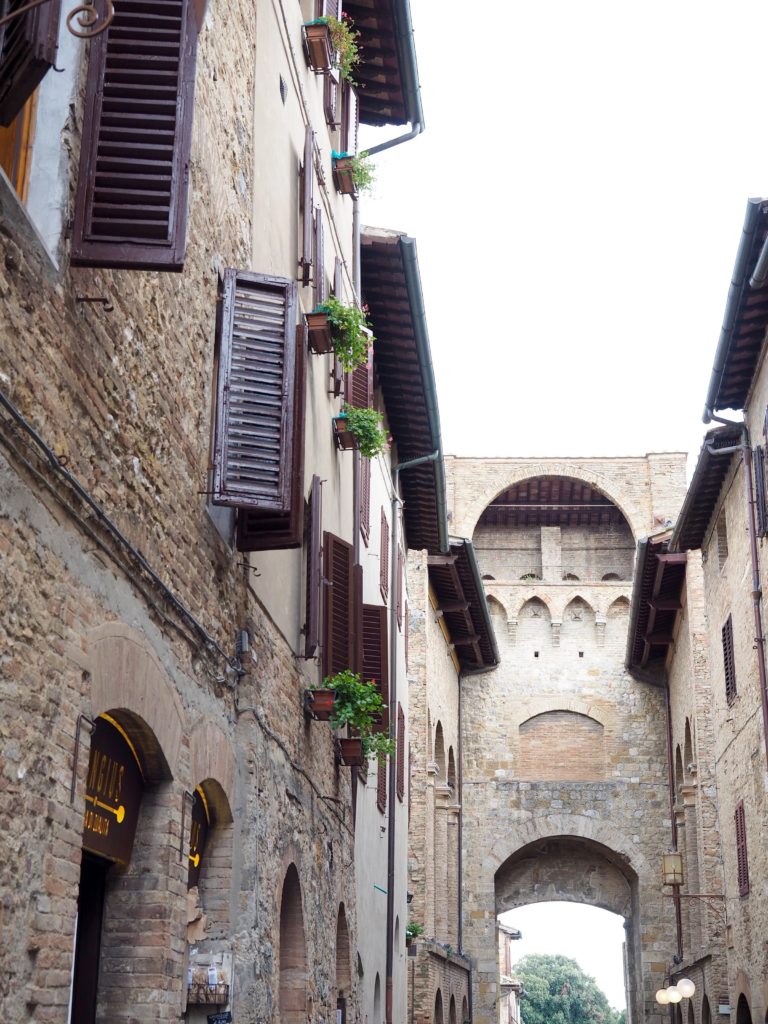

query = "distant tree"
[515,953,624,1024]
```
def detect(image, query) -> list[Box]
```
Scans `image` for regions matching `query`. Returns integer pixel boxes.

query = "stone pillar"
[540,527,562,582]
[434,784,451,939]
[447,803,460,948]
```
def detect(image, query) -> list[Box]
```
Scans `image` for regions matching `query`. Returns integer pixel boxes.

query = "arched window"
[279,865,307,1024]
[373,973,382,1022]
[602,572,621,581]
[434,722,446,778]
[336,904,351,1023]
[447,747,456,790]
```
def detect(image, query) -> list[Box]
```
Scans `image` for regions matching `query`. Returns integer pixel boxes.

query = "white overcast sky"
[360,0,768,465]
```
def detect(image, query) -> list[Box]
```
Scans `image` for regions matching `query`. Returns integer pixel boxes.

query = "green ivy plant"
[340,404,388,459]
[316,295,373,371]
[406,922,424,941]
[349,151,375,193]
[325,670,396,760]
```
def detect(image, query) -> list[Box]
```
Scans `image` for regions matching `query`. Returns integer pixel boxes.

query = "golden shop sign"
[82,715,143,864]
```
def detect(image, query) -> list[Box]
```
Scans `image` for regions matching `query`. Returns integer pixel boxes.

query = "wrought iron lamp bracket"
[0,0,114,38]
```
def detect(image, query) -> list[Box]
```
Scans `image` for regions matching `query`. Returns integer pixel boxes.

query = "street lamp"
[661,853,684,886]
[655,979,695,1007]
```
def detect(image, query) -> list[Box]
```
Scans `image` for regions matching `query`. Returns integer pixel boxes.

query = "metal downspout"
[386,450,440,1024]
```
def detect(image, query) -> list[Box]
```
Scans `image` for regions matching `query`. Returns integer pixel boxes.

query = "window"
[0,90,36,200]
[304,476,322,657]
[345,346,372,409]
[716,510,728,569]
[735,800,749,896]
[376,755,386,813]
[754,447,767,538]
[0,0,60,125]
[71,0,199,270]
[299,125,314,286]
[210,270,306,551]
[722,614,737,706]
[396,703,405,802]
[396,546,404,630]
[360,457,371,544]
[379,509,389,600]
[323,532,354,677]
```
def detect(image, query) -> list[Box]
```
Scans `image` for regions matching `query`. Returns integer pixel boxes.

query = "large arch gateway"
[450,455,687,1024]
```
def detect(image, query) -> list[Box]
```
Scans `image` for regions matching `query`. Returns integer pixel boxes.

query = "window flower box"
[306,309,334,354]
[337,736,365,767]
[304,687,335,721]
[333,413,356,451]
[332,155,356,195]
[304,21,334,72]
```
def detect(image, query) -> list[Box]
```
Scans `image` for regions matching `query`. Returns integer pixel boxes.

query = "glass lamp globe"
[666,987,683,1003]
[656,990,670,1005]
[677,979,696,999]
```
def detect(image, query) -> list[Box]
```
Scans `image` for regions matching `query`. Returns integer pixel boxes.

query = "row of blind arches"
[434,988,467,1024]
[672,994,761,1024]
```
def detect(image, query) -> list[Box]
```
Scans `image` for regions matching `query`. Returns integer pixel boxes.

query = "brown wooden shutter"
[755,447,767,537]
[300,124,314,286]
[212,270,299,511]
[396,546,404,629]
[360,456,371,544]
[323,532,353,677]
[330,257,344,395]
[324,67,339,127]
[71,0,198,270]
[735,800,749,896]
[236,325,306,550]
[313,204,326,307]
[376,755,387,813]
[396,702,405,802]
[380,509,389,600]
[351,562,363,675]
[345,344,372,409]
[304,474,323,656]
[0,0,61,126]
[362,603,388,731]
[404,604,409,670]
[339,81,358,155]
[722,614,736,706]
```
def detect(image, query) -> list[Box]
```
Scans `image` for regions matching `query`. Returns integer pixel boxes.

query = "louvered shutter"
[313,204,325,307]
[380,509,389,600]
[236,325,306,550]
[376,755,387,813]
[0,0,61,126]
[323,532,353,677]
[404,604,409,670]
[722,614,736,706]
[304,475,322,657]
[360,457,371,544]
[396,546,404,629]
[345,343,372,409]
[212,270,299,512]
[362,604,388,732]
[351,562,363,675]
[755,447,767,537]
[735,801,749,896]
[71,0,198,270]
[300,124,313,286]
[330,257,344,395]
[396,703,405,802]
[339,82,358,155]
[324,67,339,127]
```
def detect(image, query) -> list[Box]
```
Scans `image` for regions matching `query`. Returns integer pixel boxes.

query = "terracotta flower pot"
[306,310,334,354]
[304,22,334,72]
[305,688,335,721]
[333,156,356,196]
[337,736,365,767]
[333,415,356,451]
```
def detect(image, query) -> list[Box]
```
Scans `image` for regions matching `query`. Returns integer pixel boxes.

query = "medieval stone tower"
[445,455,688,1024]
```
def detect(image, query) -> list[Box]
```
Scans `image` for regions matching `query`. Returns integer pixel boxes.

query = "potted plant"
[405,922,424,947]
[332,150,375,196]
[306,295,373,369]
[333,405,388,459]
[304,687,335,721]
[304,13,360,81]
[325,670,396,766]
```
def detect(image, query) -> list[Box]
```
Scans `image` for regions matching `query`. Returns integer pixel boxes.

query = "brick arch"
[513,696,610,730]
[460,464,643,543]
[516,595,552,621]
[279,863,308,1024]
[517,711,605,782]
[485,593,508,624]
[190,718,236,821]
[87,623,184,779]
[562,593,597,617]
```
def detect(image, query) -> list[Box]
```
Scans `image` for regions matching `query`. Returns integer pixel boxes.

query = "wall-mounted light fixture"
[661,852,684,886]
[655,978,695,1006]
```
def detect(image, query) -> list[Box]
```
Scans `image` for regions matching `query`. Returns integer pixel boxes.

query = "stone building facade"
[0,1,443,1022]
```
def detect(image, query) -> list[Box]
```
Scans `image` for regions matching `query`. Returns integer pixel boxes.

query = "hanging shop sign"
[207,1013,232,1024]
[188,786,211,889]
[82,715,143,864]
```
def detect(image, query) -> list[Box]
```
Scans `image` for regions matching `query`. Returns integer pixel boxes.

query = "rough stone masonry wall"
[447,455,688,1024]
[0,1,360,1021]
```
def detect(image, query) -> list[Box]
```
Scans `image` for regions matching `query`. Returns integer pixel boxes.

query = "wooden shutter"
[404,604,409,670]
[351,562,363,675]
[722,614,736,706]
[755,447,767,537]
[71,0,198,270]
[396,546,404,629]
[313,204,325,307]
[324,67,339,127]
[212,270,299,511]
[330,257,344,395]
[735,800,749,896]
[323,532,353,677]
[380,509,389,600]
[360,456,371,544]
[300,124,314,286]
[362,603,388,731]
[376,755,387,813]
[236,326,306,550]
[396,703,405,802]
[0,0,61,126]
[303,474,323,656]
[339,81,358,155]
[345,344,372,409]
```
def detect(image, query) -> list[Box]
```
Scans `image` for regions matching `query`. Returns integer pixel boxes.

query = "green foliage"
[340,405,388,459]
[317,295,373,371]
[349,151,375,193]
[405,921,424,940]
[324,670,396,760]
[322,14,361,83]
[515,954,624,1024]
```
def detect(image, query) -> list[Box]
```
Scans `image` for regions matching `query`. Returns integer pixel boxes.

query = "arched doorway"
[279,864,307,1024]
[434,988,444,1024]
[736,995,753,1024]
[336,904,351,1022]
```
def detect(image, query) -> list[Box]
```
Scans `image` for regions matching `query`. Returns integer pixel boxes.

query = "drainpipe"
[386,450,440,1024]
[702,411,768,772]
